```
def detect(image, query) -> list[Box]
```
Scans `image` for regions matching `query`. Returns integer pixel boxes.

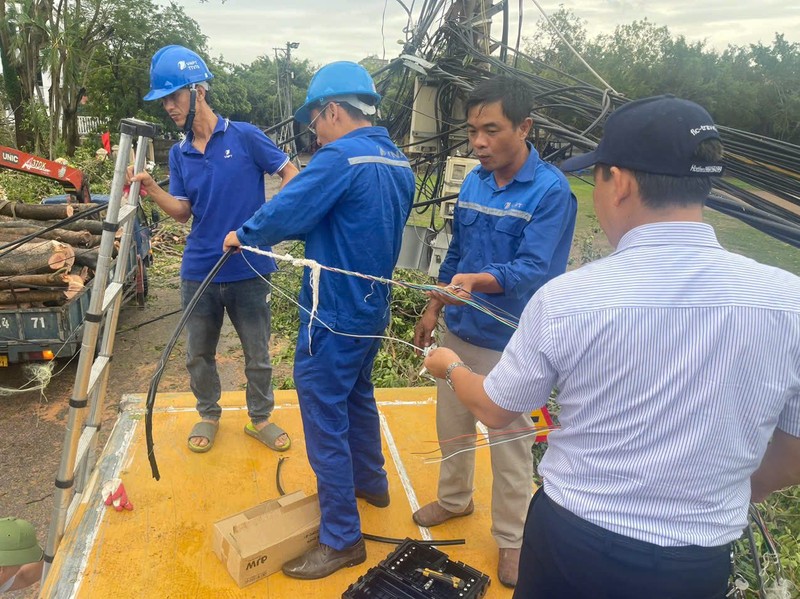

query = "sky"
[169,0,798,67]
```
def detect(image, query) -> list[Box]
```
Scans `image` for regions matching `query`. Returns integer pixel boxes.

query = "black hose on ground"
[145,249,234,480]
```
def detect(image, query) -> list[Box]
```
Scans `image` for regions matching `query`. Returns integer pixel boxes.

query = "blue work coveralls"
[237,126,415,549]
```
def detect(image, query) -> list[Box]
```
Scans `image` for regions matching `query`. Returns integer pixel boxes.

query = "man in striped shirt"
[423,95,800,598]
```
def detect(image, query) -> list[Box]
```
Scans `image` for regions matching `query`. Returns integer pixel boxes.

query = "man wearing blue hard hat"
[224,61,415,579]
[422,95,800,598]
[130,45,299,454]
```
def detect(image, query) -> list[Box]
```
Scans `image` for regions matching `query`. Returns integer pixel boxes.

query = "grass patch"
[704,209,800,275]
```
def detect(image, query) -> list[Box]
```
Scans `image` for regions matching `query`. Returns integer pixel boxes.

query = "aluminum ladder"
[41,118,159,583]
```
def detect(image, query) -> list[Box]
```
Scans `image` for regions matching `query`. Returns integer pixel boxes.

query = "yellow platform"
[41,388,520,598]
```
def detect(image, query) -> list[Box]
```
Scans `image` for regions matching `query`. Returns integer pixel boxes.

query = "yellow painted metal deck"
[42,388,519,598]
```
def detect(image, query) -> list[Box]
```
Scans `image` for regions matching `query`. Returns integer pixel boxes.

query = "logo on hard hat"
[178,59,201,72]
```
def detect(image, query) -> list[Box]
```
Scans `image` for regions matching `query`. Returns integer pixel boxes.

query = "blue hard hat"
[294,61,381,124]
[144,45,214,101]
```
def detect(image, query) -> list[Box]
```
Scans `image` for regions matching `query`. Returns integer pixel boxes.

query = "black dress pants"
[514,488,731,599]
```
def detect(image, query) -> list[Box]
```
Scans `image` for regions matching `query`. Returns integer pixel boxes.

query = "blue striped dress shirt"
[485,222,800,546]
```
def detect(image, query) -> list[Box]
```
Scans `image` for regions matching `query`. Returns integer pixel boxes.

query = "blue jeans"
[181,276,274,424]
[294,326,387,550]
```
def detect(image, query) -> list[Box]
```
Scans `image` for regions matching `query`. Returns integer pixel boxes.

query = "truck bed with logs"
[0,146,150,365]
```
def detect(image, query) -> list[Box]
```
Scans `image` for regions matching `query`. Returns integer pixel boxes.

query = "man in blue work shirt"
[130,45,298,454]
[413,76,577,588]
[223,61,415,579]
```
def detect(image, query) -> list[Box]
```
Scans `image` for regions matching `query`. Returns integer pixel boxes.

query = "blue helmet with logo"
[144,45,214,101]
[294,61,381,124]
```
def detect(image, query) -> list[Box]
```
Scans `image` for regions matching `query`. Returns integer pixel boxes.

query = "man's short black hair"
[465,76,532,127]
[598,139,724,208]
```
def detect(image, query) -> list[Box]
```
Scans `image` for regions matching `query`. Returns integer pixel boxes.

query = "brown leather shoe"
[355,488,390,508]
[282,539,367,580]
[412,499,474,527]
[498,547,521,588]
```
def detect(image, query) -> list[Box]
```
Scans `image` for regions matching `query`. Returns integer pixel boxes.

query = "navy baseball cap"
[560,95,724,177]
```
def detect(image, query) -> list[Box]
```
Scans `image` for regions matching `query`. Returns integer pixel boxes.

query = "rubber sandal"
[244,421,291,452]
[187,420,218,453]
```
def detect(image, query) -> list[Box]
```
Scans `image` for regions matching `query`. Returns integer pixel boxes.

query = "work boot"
[355,488,390,508]
[498,547,521,588]
[282,539,367,580]
[412,499,474,527]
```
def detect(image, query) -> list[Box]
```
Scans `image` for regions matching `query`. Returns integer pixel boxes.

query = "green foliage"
[267,262,430,390]
[0,169,63,203]
[221,55,316,128]
[574,215,607,266]
[523,10,800,142]
[83,0,208,131]
[371,269,430,388]
[0,143,117,203]
[730,488,800,598]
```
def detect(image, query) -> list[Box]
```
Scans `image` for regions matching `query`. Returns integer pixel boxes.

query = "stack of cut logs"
[0,201,110,308]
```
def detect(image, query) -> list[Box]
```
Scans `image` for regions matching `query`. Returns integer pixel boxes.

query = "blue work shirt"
[169,116,290,282]
[237,126,415,335]
[440,143,577,351]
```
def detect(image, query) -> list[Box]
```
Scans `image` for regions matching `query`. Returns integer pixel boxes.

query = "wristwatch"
[445,361,473,390]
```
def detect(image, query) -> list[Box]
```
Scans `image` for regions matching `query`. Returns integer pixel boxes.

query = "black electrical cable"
[271,439,467,547]
[362,533,465,547]
[116,309,182,335]
[146,249,235,480]
[412,192,458,210]
[276,456,287,496]
[745,517,767,599]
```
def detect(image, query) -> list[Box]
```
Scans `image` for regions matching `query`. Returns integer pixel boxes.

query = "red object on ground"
[104,481,133,511]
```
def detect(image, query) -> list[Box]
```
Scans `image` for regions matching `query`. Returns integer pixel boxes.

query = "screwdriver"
[415,568,466,589]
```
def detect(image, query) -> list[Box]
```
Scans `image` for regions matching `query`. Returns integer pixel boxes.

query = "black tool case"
[343,539,491,599]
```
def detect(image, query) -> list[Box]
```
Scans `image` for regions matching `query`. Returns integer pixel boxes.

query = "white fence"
[77,116,106,135]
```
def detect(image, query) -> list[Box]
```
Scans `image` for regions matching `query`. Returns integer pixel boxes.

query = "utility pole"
[273,41,300,166]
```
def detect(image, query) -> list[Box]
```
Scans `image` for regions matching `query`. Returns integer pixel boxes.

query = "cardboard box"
[212,490,321,587]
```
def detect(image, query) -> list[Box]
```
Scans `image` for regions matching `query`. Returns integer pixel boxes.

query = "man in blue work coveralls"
[223,61,415,579]
[130,45,298,454]
[413,76,577,588]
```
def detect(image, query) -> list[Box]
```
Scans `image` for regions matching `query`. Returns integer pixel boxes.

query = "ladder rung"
[101,282,123,312]
[73,427,96,476]
[87,356,110,396]
[117,204,137,225]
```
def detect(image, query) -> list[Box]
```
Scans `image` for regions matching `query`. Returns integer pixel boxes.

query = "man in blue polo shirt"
[412,76,577,588]
[223,61,415,579]
[130,45,298,453]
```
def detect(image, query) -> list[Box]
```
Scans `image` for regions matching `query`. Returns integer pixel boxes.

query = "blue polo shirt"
[169,116,290,282]
[439,143,577,351]
[237,126,415,335]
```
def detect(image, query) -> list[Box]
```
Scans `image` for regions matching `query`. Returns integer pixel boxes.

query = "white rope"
[239,251,424,355]
[0,362,54,396]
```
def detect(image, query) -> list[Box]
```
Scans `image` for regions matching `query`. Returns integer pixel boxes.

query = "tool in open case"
[416,567,465,590]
